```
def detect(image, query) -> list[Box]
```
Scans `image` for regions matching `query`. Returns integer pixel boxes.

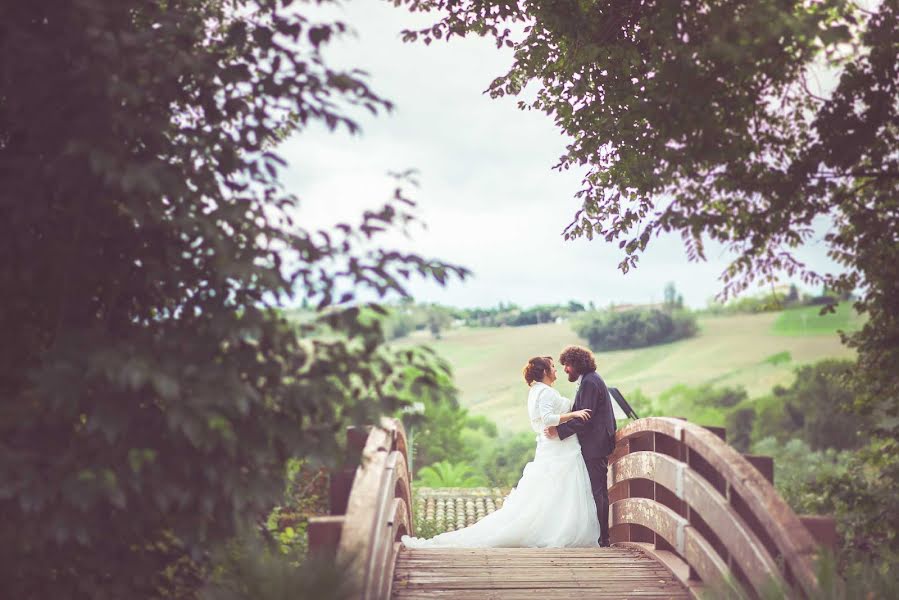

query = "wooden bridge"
[309,418,836,599]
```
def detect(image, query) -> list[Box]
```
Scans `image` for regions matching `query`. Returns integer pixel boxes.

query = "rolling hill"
[399,307,861,432]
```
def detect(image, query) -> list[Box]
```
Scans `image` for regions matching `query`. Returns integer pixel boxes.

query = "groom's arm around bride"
[552,373,615,456]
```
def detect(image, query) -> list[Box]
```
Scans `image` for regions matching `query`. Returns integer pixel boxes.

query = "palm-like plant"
[415,461,487,488]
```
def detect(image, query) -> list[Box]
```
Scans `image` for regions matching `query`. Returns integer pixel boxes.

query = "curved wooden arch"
[321,418,413,600]
[610,417,821,598]
[613,497,730,586]
[310,414,832,599]
[612,451,787,593]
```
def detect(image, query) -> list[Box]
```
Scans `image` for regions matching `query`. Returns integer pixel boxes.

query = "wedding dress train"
[401,382,600,548]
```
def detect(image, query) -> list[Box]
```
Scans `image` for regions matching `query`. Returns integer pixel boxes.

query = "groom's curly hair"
[559,345,596,374]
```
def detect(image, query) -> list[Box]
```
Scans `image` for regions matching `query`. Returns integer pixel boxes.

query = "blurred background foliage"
[0,0,466,597]
[2,0,897,596]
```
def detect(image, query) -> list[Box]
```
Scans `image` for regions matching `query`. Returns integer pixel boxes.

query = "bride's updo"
[523,356,553,385]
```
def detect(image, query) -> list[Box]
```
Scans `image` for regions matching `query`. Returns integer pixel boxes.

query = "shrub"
[415,461,487,488]
[572,308,698,351]
[759,360,868,451]
[763,351,792,366]
[751,437,852,515]
[476,432,539,487]
[0,1,466,596]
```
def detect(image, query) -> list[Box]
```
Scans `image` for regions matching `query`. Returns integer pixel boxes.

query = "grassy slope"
[399,309,861,433]
[771,302,858,335]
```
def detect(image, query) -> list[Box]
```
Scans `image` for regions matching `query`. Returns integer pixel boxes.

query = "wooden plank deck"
[392,546,691,599]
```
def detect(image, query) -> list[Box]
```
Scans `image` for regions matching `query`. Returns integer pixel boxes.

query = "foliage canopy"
[398,2,898,566]
[397,0,897,438]
[0,0,465,596]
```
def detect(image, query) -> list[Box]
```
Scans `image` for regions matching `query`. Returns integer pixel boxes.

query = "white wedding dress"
[401,382,600,548]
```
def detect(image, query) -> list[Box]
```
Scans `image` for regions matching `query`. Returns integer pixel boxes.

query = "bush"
[572,308,698,351]
[751,437,852,515]
[755,360,868,451]
[763,351,792,366]
[0,1,467,596]
[415,461,487,488]
[726,407,756,452]
[475,432,538,487]
[815,439,899,567]
[641,384,742,427]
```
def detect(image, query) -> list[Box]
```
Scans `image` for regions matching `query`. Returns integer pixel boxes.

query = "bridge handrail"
[309,417,412,600]
[610,417,821,598]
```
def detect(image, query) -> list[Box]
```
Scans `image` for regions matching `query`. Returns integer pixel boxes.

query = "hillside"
[399,307,861,432]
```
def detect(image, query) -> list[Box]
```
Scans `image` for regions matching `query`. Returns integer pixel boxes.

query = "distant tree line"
[571,282,699,351]
[702,284,853,316]
[372,300,588,340]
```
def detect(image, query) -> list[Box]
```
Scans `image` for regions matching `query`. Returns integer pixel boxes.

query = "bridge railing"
[308,417,412,600]
[609,417,833,598]
[309,415,835,599]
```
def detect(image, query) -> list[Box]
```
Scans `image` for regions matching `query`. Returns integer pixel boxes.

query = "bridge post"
[653,430,686,556]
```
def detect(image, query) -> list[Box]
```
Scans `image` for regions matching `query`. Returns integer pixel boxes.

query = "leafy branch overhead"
[0,1,466,598]
[397,0,896,293]
[395,0,898,454]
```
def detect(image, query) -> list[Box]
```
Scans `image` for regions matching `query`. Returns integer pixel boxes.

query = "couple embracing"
[402,345,616,549]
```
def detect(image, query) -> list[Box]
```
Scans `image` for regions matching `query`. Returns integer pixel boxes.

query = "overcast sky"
[279,1,839,309]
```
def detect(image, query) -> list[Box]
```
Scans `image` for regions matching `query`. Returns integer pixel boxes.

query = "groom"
[545,345,616,547]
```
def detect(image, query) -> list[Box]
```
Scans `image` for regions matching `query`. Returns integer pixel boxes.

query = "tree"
[406,369,470,471]
[0,1,466,597]
[426,304,454,339]
[568,300,586,313]
[663,282,684,310]
[755,360,870,452]
[397,0,898,565]
[572,307,698,350]
[396,0,897,438]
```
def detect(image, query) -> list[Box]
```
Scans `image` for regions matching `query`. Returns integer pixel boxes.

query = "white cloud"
[279,1,840,309]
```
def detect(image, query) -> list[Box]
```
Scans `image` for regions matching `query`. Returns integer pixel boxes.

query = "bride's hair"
[523,356,553,385]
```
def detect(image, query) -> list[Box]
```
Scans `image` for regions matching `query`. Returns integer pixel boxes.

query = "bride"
[401,356,601,548]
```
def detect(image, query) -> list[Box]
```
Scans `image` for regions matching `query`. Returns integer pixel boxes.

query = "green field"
[772,302,863,335]
[398,310,859,433]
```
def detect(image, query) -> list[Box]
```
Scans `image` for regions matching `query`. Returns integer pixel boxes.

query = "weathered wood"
[330,414,827,600]
[614,418,822,598]
[337,425,392,598]
[391,547,691,599]
[742,454,775,484]
[329,468,356,515]
[612,497,730,590]
[307,515,344,559]
[799,515,839,551]
[334,418,415,600]
[618,542,705,599]
[702,425,727,442]
[395,590,687,598]
[611,451,787,595]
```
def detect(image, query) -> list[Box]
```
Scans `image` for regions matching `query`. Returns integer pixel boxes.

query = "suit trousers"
[584,456,610,544]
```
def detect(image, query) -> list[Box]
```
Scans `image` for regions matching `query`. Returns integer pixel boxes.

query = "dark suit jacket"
[556,370,616,459]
